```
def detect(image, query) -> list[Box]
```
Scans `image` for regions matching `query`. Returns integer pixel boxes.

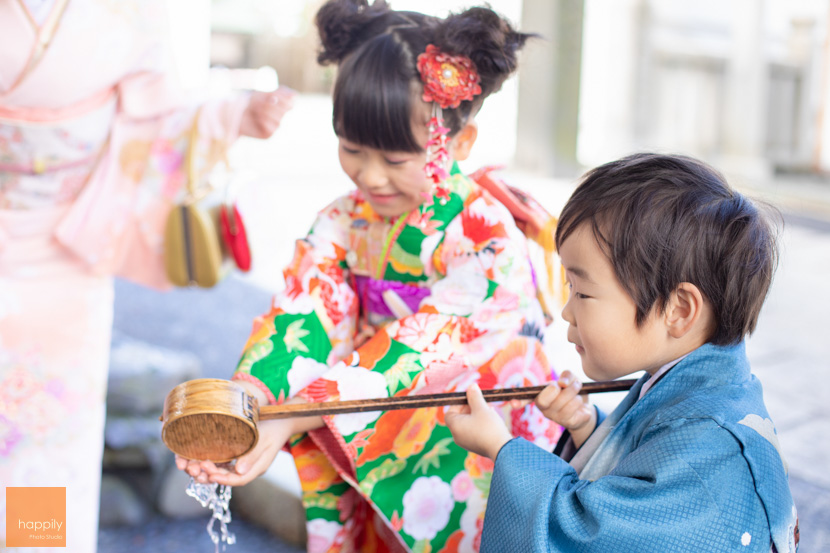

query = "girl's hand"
[173,418,293,486]
[174,382,325,487]
[176,455,214,484]
[445,383,513,461]
[535,371,597,448]
[204,418,299,486]
[239,87,296,139]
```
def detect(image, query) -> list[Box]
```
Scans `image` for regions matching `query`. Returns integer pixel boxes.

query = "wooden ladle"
[161,377,637,463]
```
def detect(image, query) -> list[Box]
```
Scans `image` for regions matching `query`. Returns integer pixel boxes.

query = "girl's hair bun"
[316,1,534,149]
[435,7,535,96]
[316,0,394,65]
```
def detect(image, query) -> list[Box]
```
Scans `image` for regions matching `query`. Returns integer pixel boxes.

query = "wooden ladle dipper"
[161,377,637,463]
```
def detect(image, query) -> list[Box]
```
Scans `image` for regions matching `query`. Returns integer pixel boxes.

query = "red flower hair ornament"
[417,44,482,109]
[416,45,482,191]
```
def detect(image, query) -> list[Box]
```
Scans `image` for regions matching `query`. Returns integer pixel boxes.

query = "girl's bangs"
[332,36,423,153]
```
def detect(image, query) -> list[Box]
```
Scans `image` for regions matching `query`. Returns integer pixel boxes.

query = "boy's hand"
[535,371,597,448]
[445,383,514,461]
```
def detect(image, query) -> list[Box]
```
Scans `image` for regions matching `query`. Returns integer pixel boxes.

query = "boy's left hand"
[535,371,597,448]
[445,383,513,461]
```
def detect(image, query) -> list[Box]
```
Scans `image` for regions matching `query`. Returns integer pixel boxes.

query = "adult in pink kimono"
[0,0,293,550]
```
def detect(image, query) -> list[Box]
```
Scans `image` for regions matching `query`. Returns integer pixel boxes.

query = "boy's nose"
[561,296,576,326]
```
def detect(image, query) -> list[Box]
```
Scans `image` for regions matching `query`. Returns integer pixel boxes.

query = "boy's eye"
[567,283,589,299]
[341,145,360,154]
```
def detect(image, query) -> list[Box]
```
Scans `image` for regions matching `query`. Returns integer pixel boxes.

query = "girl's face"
[337,99,436,219]
[338,138,432,219]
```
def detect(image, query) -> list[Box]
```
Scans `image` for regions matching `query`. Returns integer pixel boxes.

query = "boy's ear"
[665,282,710,339]
[450,121,478,161]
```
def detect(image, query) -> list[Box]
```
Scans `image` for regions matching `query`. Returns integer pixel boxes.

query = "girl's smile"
[367,191,403,203]
[338,136,433,218]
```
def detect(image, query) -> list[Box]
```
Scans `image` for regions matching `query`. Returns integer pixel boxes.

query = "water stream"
[185,478,237,552]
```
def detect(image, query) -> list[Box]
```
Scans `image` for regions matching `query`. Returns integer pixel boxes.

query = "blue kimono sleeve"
[482,421,773,553]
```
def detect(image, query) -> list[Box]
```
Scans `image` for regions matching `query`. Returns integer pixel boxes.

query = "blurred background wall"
[173,0,830,187]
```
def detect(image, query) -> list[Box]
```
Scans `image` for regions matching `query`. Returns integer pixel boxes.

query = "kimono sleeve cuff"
[494,437,573,475]
[483,438,582,552]
[231,372,279,405]
[494,436,520,462]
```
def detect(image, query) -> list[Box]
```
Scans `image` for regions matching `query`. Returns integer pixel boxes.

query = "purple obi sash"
[353,276,431,318]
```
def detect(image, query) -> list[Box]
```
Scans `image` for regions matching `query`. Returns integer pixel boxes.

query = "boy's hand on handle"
[445,383,514,461]
[535,371,597,448]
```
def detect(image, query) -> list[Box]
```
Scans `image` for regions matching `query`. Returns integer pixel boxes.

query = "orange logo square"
[5,487,66,547]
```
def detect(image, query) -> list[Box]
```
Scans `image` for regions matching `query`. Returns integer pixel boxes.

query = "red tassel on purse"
[219,203,252,272]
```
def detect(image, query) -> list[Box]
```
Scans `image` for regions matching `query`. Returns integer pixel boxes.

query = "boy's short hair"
[555,153,780,345]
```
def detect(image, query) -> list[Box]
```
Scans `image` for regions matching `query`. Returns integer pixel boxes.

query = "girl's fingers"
[235,442,272,476]
[186,463,201,478]
[201,460,232,476]
[211,470,251,487]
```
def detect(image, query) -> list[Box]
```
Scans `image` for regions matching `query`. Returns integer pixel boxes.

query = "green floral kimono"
[233,170,562,552]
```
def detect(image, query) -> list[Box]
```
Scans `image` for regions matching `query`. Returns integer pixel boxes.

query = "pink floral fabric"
[0,1,247,550]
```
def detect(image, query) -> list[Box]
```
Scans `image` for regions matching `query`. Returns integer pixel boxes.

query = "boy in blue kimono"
[445,153,799,552]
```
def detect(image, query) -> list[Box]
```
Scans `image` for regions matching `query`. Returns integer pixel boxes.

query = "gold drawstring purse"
[163,111,235,288]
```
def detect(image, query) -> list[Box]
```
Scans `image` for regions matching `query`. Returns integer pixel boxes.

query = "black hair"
[315,0,533,152]
[555,153,780,346]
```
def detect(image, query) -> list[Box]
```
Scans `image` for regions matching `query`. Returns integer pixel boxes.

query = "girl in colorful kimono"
[180,1,563,551]
[0,1,293,550]
[445,153,799,552]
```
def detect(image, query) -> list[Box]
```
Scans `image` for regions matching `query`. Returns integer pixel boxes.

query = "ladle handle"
[258,378,638,420]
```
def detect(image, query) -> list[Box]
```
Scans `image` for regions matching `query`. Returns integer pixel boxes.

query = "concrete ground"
[101,94,830,552]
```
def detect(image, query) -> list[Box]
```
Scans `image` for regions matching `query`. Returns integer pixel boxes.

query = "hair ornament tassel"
[424,105,451,196]
[417,44,482,195]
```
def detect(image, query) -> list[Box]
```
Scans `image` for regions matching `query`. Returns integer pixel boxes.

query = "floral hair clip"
[418,44,481,109]
[417,45,482,193]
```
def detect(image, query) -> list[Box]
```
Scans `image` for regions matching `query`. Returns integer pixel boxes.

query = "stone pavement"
[102,94,830,551]
[98,515,303,553]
